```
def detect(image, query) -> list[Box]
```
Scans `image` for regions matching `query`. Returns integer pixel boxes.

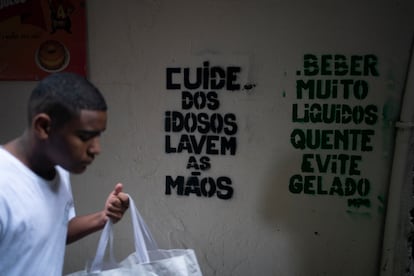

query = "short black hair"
[28,72,107,127]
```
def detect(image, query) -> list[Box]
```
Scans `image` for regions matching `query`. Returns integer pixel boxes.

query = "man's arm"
[67,183,129,244]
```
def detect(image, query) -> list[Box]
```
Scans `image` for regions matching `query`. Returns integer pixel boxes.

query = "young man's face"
[48,109,107,174]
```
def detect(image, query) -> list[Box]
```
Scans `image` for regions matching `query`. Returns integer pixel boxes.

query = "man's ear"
[32,113,52,139]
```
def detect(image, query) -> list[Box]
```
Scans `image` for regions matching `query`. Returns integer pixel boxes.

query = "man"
[0,72,129,275]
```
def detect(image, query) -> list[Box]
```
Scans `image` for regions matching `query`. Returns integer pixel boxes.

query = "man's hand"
[67,183,130,244]
[104,183,129,223]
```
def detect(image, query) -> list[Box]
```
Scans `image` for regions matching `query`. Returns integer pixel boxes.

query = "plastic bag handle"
[89,221,117,272]
[89,194,158,272]
[128,194,158,261]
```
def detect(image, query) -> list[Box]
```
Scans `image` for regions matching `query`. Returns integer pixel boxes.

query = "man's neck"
[4,134,56,180]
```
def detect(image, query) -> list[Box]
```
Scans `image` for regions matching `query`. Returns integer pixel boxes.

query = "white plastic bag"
[67,195,203,276]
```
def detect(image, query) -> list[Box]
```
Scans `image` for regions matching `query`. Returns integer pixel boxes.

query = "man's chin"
[70,165,88,174]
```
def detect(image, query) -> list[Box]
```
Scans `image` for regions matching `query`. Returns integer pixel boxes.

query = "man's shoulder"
[0,147,17,167]
[0,149,32,195]
[0,151,23,182]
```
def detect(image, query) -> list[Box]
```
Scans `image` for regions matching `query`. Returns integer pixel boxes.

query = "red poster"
[0,0,87,80]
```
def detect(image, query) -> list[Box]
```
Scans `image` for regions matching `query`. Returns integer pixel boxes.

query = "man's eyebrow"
[76,130,103,137]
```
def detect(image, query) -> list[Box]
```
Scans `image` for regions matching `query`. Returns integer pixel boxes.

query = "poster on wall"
[288,53,384,214]
[0,0,86,80]
[163,57,255,200]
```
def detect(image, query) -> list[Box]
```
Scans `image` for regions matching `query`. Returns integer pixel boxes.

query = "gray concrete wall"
[0,1,413,275]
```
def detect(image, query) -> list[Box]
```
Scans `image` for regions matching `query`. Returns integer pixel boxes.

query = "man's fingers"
[108,196,128,213]
[112,183,123,196]
[106,211,122,222]
[105,183,128,224]
[118,193,129,208]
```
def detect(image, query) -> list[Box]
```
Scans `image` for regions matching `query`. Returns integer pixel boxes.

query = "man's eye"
[78,134,92,141]
[77,132,98,141]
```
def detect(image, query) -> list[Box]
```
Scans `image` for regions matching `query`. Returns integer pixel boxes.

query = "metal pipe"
[380,35,414,275]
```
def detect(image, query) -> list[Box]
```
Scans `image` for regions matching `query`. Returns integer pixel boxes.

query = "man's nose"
[88,137,101,155]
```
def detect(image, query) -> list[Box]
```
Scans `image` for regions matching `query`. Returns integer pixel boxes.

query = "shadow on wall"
[259,152,381,276]
[0,84,32,143]
[259,153,311,275]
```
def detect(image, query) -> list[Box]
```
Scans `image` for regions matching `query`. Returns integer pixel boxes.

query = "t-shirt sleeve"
[68,201,76,220]
[0,192,10,241]
[57,167,76,220]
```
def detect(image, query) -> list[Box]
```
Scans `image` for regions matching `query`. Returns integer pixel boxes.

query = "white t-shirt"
[0,147,75,276]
